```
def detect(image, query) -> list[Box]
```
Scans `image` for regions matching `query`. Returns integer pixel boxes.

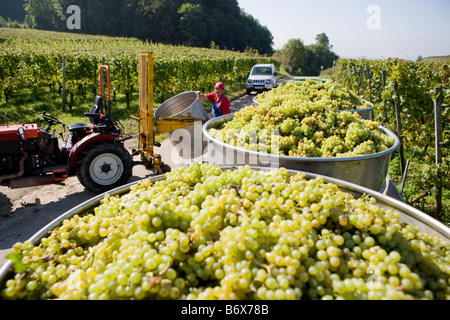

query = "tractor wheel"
[77,142,133,193]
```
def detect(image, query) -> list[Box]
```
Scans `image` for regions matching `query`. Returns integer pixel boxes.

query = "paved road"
[0,76,309,270]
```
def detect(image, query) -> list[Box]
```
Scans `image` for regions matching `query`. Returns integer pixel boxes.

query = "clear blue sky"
[237,0,450,60]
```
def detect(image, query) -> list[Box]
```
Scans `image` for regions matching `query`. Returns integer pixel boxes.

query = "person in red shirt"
[197,82,231,117]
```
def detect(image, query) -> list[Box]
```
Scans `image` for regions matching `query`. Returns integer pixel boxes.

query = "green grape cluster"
[254,80,372,111]
[2,164,449,300]
[209,81,395,157]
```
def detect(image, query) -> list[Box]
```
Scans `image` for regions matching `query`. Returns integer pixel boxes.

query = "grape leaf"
[6,253,28,274]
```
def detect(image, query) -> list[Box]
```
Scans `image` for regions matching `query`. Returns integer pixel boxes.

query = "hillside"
[420,55,450,64]
[0,27,278,124]
[0,0,274,55]
[0,27,265,59]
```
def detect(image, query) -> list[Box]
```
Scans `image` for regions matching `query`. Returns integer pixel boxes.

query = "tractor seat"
[85,105,101,124]
[68,123,91,133]
[84,96,103,124]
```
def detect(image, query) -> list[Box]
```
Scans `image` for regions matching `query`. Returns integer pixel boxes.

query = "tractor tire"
[77,142,133,193]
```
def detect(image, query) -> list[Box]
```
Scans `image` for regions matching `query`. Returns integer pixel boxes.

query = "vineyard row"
[332,58,449,159]
[0,49,279,106]
[333,58,449,221]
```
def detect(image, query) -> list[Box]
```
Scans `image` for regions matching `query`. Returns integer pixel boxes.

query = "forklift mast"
[138,52,157,165]
[135,52,199,174]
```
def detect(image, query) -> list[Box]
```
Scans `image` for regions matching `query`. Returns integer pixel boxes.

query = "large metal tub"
[290,78,330,83]
[155,91,210,159]
[348,100,374,120]
[203,114,400,191]
[1,167,448,291]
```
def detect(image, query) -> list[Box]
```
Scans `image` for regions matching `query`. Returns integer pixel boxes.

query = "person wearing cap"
[196,82,231,117]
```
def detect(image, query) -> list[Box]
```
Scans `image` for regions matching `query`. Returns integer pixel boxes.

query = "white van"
[246,64,278,94]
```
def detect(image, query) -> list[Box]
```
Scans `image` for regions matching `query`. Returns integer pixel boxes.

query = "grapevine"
[332,58,450,223]
[255,80,372,111]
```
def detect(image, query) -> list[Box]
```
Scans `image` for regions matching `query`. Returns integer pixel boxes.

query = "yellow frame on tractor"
[132,52,200,174]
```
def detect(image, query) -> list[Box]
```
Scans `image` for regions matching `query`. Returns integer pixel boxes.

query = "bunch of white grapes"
[210,81,394,157]
[254,80,371,111]
[2,164,449,300]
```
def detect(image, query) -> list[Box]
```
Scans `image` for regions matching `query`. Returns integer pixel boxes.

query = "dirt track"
[0,78,305,270]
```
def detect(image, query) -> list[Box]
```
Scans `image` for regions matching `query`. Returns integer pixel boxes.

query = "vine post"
[101,57,106,98]
[381,70,386,90]
[434,86,443,221]
[393,83,405,176]
[360,66,365,97]
[381,70,388,122]
[61,55,66,111]
[366,67,372,102]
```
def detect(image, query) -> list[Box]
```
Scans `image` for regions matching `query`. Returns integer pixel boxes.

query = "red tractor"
[0,66,134,194]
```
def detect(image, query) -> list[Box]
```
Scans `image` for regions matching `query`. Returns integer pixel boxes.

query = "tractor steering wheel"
[40,112,65,132]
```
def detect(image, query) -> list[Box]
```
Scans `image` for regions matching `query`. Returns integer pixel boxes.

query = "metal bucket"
[1,167,448,291]
[203,114,400,191]
[155,91,210,159]
[155,91,209,121]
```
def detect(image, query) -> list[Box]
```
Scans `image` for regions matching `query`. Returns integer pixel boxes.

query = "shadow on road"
[0,188,95,250]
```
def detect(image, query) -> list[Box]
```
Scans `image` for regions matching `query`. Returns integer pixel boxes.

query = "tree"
[315,33,330,49]
[240,11,273,55]
[279,39,308,75]
[277,33,338,76]
[24,0,62,30]
[120,0,183,44]
[21,0,275,55]
[67,0,105,35]
[146,0,183,44]
[304,33,338,75]
[178,3,207,47]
